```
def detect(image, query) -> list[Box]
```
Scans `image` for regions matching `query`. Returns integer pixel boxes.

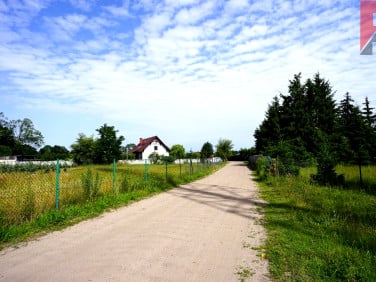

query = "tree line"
[254,73,376,185]
[1,112,236,164]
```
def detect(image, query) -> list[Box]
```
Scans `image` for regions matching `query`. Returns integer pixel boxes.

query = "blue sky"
[0,0,375,152]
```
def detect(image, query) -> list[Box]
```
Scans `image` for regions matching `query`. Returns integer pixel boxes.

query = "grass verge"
[0,163,224,250]
[258,171,376,281]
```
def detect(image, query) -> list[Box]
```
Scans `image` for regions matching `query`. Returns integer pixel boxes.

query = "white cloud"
[0,0,374,150]
[164,0,200,9]
[224,0,250,14]
[104,1,132,18]
[174,1,216,25]
[69,0,91,11]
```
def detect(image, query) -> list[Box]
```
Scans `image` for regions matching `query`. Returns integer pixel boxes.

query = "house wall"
[142,140,169,160]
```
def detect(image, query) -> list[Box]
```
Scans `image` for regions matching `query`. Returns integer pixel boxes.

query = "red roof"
[130,136,170,153]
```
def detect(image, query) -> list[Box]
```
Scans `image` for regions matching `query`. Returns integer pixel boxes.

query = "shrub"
[256,156,271,179]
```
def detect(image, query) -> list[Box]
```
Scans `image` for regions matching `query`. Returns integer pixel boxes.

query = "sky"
[0,0,375,152]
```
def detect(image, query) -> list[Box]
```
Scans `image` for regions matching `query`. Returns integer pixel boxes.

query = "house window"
[154,146,158,151]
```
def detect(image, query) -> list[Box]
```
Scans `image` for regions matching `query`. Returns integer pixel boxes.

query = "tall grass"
[258,165,376,281]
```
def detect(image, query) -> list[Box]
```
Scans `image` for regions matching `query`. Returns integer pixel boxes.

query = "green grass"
[300,164,376,194]
[0,162,224,250]
[258,166,376,281]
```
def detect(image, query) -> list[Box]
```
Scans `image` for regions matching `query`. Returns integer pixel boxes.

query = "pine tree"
[362,97,376,163]
[308,74,340,185]
[279,73,312,162]
[339,93,371,187]
[362,97,376,128]
[254,96,281,153]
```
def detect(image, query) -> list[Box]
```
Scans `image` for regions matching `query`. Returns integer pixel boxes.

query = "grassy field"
[258,165,376,281]
[0,161,223,249]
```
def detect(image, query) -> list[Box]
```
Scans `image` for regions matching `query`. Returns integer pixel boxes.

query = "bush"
[256,156,271,179]
[276,157,299,176]
[313,144,341,186]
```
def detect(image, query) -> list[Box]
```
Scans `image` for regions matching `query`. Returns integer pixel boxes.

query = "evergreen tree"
[362,97,376,129]
[253,73,340,181]
[279,73,313,162]
[200,142,214,159]
[254,96,281,153]
[362,97,376,163]
[339,93,371,187]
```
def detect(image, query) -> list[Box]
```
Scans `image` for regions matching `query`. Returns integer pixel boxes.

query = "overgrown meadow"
[257,165,376,281]
[0,161,223,249]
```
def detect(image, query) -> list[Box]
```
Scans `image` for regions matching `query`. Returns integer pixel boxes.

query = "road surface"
[0,162,269,281]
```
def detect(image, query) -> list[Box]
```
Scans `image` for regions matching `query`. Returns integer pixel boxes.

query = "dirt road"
[0,162,269,281]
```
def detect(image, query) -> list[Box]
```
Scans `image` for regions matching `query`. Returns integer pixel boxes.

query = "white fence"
[0,159,74,166]
[119,157,222,165]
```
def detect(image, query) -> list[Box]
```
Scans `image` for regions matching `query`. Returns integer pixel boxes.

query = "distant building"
[130,136,170,160]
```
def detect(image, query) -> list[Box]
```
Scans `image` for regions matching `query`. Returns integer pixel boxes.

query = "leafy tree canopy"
[70,124,125,165]
[200,142,214,159]
[170,144,186,160]
[95,124,125,164]
[71,134,96,165]
[215,138,233,161]
[0,112,44,156]
[38,145,70,161]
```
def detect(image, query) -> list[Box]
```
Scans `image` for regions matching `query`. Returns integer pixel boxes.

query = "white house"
[130,136,170,161]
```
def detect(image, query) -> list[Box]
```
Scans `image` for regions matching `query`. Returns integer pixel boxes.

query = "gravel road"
[0,162,269,281]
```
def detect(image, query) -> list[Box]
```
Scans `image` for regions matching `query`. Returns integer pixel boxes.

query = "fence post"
[190,158,193,175]
[144,159,148,182]
[55,159,60,210]
[165,160,168,180]
[113,159,117,193]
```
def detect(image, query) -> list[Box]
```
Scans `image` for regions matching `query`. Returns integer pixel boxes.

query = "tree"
[200,142,214,159]
[362,97,376,162]
[95,124,125,164]
[0,113,44,156]
[362,97,376,129]
[71,134,96,165]
[215,138,233,161]
[339,93,371,187]
[170,144,186,160]
[148,152,160,164]
[253,73,340,180]
[9,118,44,148]
[170,144,186,176]
[186,150,200,159]
[0,123,15,156]
[254,96,281,154]
[39,145,70,161]
[122,143,136,160]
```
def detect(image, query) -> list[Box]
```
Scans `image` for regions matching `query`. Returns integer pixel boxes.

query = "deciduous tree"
[215,138,233,161]
[71,134,96,165]
[95,124,124,164]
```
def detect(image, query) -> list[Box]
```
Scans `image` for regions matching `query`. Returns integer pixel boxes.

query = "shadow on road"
[168,183,266,221]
